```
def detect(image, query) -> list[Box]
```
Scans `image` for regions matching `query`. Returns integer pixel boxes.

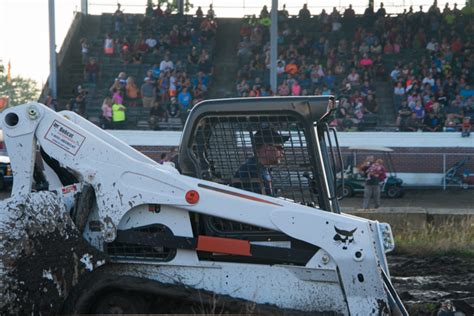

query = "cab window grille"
[191,114,319,206]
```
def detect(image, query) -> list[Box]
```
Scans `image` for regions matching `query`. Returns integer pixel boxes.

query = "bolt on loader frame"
[0,97,407,315]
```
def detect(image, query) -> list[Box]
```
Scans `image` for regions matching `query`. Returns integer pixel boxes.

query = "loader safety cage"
[179,96,342,239]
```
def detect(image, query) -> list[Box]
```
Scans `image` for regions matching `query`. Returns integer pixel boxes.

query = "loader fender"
[270,209,390,315]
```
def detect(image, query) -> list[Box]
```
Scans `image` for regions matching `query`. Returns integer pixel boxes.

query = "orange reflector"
[197,236,251,256]
[185,190,200,204]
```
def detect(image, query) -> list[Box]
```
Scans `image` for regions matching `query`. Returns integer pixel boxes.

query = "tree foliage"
[0,74,39,107]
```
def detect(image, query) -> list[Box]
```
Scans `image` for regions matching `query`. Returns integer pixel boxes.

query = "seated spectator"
[198,49,213,75]
[412,100,426,122]
[291,80,301,96]
[188,46,200,65]
[149,100,168,130]
[168,97,180,117]
[120,44,132,64]
[145,36,158,51]
[131,52,142,64]
[370,40,382,55]
[444,114,460,132]
[277,80,290,96]
[323,70,336,89]
[426,38,439,53]
[383,41,394,55]
[359,54,374,73]
[347,68,361,86]
[396,101,413,131]
[321,85,332,96]
[422,73,435,87]
[360,80,375,97]
[423,111,443,132]
[160,54,174,73]
[405,112,422,131]
[461,116,471,137]
[390,65,401,82]
[364,93,378,114]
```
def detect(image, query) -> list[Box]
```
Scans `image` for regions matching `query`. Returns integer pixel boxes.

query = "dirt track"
[389,255,474,315]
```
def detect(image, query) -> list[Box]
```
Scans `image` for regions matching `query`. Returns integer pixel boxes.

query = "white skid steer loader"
[0,97,407,315]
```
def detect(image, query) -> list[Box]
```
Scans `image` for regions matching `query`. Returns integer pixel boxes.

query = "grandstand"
[49,1,472,134]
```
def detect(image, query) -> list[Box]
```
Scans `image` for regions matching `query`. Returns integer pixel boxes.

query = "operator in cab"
[234,128,289,196]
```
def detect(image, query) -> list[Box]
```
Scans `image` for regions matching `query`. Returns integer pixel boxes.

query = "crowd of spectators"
[70,3,217,130]
[236,3,391,131]
[236,1,472,134]
[388,1,473,135]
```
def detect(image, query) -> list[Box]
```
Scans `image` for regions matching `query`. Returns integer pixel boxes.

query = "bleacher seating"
[66,12,216,130]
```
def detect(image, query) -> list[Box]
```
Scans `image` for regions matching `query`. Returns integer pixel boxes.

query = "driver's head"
[254,129,289,165]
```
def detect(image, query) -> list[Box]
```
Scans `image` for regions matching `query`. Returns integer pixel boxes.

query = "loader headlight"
[379,223,395,253]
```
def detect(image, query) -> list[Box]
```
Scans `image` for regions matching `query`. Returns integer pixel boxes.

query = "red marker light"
[185,190,200,204]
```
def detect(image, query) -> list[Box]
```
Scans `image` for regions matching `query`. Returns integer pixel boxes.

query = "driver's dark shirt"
[234,157,273,196]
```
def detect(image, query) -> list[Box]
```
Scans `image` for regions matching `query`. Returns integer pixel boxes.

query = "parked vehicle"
[442,157,473,189]
[337,146,404,198]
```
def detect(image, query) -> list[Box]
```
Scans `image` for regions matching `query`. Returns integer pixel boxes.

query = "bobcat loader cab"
[0,97,406,315]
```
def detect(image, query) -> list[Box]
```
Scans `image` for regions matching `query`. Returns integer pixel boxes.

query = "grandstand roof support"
[48,0,57,99]
[81,0,88,15]
[270,0,278,94]
[177,0,184,15]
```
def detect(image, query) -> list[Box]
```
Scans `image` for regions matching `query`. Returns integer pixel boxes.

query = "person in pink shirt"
[359,53,374,76]
[291,80,301,96]
[101,97,113,129]
[359,53,373,67]
[112,89,124,105]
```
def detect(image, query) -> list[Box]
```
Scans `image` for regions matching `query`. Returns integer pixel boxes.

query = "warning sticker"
[44,120,86,155]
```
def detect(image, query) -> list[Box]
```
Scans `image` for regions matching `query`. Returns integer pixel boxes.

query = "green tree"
[0,74,39,107]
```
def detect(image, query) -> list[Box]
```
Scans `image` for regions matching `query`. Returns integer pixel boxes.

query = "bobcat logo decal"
[333,226,357,250]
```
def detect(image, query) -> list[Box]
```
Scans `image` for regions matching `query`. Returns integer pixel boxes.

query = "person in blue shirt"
[178,87,192,111]
[234,129,289,196]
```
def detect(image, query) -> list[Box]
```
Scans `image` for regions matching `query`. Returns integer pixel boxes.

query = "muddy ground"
[388,254,474,315]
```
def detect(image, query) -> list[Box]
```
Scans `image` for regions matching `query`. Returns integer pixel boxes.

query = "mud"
[0,192,107,315]
[389,254,474,315]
